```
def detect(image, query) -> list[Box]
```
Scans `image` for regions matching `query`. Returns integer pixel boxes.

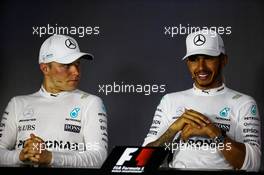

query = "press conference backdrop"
[1,0,263,171]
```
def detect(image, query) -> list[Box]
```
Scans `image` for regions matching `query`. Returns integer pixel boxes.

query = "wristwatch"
[213,130,226,145]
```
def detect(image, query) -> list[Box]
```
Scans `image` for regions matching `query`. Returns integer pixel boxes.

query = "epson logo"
[243,128,258,134]
[64,124,81,133]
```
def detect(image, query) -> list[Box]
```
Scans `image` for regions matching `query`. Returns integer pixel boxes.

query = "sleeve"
[0,97,23,165]
[142,95,171,146]
[51,96,108,168]
[235,100,261,171]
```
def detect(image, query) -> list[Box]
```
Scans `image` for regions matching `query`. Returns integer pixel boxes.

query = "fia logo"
[70,107,80,118]
[251,105,257,116]
[219,107,230,118]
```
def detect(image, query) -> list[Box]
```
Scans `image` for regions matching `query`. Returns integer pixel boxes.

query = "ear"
[185,59,195,79]
[39,63,50,75]
[186,57,192,67]
[221,54,228,68]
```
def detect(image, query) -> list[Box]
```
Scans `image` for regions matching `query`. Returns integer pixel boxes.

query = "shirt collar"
[39,85,71,98]
[192,83,226,96]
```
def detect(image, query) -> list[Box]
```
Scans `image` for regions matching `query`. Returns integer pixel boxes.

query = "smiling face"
[40,60,81,93]
[186,54,227,90]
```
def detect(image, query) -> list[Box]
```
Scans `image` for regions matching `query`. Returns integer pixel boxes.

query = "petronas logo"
[251,105,257,116]
[219,107,230,118]
[70,107,80,118]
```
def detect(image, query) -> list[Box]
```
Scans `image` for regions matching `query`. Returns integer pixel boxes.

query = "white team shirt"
[143,84,261,171]
[0,86,108,168]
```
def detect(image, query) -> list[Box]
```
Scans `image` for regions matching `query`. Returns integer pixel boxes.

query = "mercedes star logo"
[193,34,206,46]
[65,39,77,49]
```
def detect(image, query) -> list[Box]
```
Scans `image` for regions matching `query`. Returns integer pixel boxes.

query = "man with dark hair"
[143,29,261,171]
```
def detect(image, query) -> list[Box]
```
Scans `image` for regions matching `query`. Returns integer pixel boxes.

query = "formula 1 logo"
[193,34,206,46]
[115,148,154,167]
[70,107,80,118]
[115,148,138,166]
[112,148,155,173]
[65,38,77,49]
[103,146,169,173]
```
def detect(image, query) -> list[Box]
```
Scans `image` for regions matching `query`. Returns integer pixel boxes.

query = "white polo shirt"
[0,86,108,168]
[143,84,261,171]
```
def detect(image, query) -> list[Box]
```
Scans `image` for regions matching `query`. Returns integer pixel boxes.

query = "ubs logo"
[18,124,35,132]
